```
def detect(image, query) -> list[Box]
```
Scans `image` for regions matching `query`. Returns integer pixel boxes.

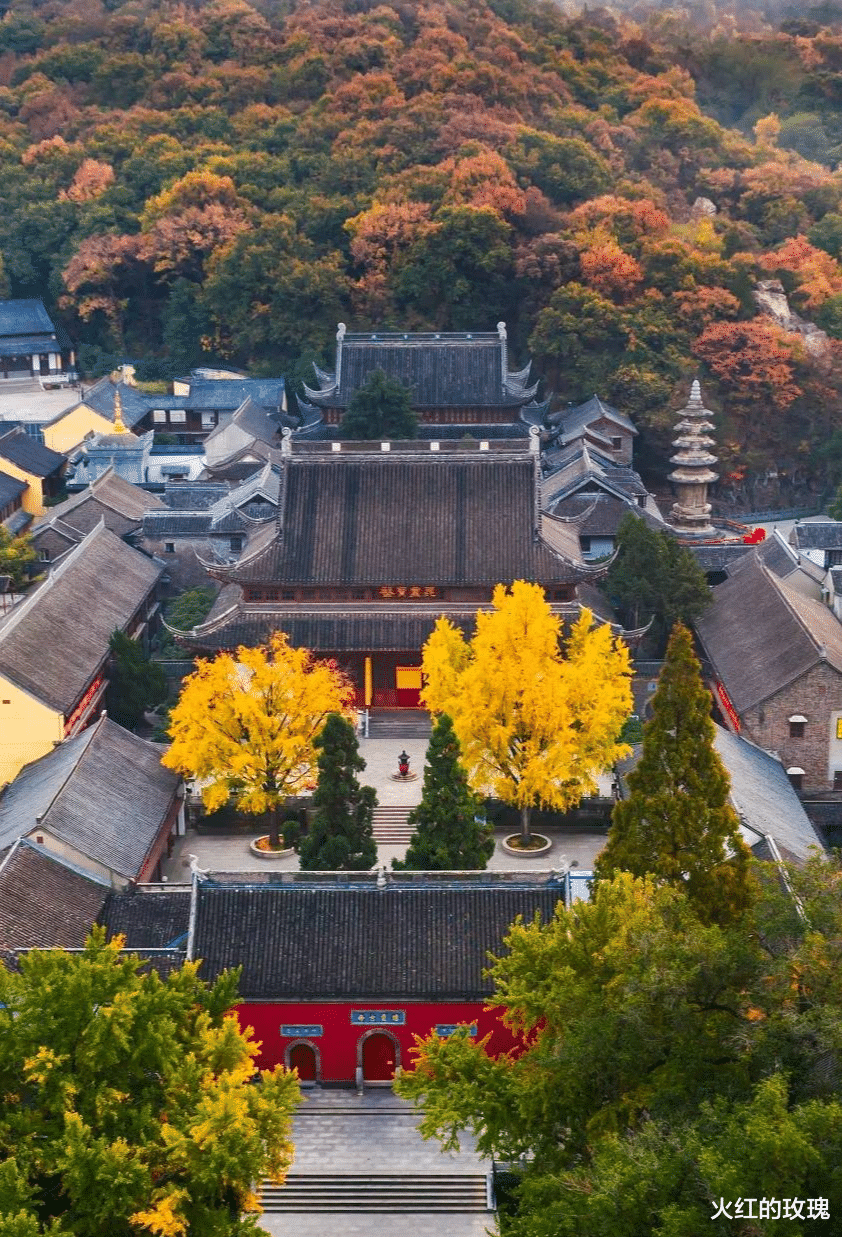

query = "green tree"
[161,278,213,373]
[338,368,417,440]
[0,528,38,590]
[393,714,493,871]
[602,513,711,653]
[0,929,300,1236]
[161,586,217,651]
[298,712,377,870]
[105,630,167,730]
[393,206,516,331]
[595,623,754,926]
[529,282,627,395]
[396,860,841,1237]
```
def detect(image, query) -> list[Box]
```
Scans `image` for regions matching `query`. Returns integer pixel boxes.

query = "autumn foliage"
[421,582,632,843]
[163,632,354,846]
[0,0,836,497]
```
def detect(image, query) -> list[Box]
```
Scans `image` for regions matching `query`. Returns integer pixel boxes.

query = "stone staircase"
[259,1173,491,1212]
[365,709,432,740]
[371,806,416,845]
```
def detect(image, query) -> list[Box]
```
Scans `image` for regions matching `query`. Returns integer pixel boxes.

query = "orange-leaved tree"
[421,582,632,845]
[163,632,354,847]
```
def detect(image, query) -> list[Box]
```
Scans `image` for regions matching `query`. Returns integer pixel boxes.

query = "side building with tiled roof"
[0,426,66,515]
[0,298,74,382]
[0,521,163,783]
[101,872,565,1084]
[695,552,842,794]
[172,437,608,707]
[42,378,151,455]
[0,838,110,953]
[30,467,166,566]
[0,714,184,888]
[546,394,637,466]
[789,520,842,572]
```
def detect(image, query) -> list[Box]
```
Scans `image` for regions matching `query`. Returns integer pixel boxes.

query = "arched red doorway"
[286,1040,319,1085]
[360,1031,399,1084]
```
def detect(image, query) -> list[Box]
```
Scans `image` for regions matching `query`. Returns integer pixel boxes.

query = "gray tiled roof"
[0,522,162,712]
[791,521,842,552]
[188,881,564,1000]
[0,428,64,477]
[33,471,164,539]
[0,298,56,336]
[549,394,637,438]
[216,455,578,588]
[713,727,826,863]
[0,470,26,507]
[0,299,71,353]
[143,511,213,537]
[695,554,842,714]
[0,838,109,949]
[0,715,180,880]
[163,482,229,510]
[552,492,636,536]
[180,604,480,653]
[305,331,538,410]
[184,378,284,411]
[542,444,649,507]
[100,887,191,947]
[70,378,150,429]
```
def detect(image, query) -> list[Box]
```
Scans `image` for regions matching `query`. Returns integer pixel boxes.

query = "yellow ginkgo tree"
[163,631,354,847]
[421,581,633,845]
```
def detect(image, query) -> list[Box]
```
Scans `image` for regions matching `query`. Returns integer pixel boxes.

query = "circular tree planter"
[249,837,294,859]
[501,833,552,858]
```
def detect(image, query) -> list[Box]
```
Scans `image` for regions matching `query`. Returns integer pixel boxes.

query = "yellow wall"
[0,458,45,516]
[0,675,64,785]
[43,405,113,455]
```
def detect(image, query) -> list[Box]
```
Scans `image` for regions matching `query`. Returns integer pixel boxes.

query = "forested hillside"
[0,0,838,503]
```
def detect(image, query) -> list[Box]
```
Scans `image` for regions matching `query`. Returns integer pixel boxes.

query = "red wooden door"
[362,1033,396,1082]
[289,1043,316,1082]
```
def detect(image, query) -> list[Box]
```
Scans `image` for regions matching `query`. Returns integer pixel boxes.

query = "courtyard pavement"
[0,377,80,424]
[161,737,608,880]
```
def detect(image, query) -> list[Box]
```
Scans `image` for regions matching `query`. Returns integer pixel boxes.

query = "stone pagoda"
[668,380,718,535]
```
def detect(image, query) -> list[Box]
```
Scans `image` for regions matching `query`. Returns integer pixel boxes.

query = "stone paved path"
[256,1090,497,1237]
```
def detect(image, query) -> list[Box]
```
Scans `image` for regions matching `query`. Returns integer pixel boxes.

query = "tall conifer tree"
[394,714,493,871]
[594,622,754,925]
[299,713,377,870]
[339,369,417,439]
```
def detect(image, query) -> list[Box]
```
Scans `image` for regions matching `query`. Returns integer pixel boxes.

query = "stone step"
[365,711,432,739]
[371,806,416,844]
[260,1173,490,1212]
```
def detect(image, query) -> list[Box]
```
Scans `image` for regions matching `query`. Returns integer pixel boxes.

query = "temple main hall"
[173,433,605,707]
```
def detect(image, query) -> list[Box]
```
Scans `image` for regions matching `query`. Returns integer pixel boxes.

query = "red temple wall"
[234,1000,520,1081]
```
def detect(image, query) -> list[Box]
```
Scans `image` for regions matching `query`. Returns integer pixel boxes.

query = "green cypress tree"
[298,713,377,870]
[394,714,494,871]
[339,369,417,440]
[594,623,754,926]
[602,514,711,654]
[106,629,167,730]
